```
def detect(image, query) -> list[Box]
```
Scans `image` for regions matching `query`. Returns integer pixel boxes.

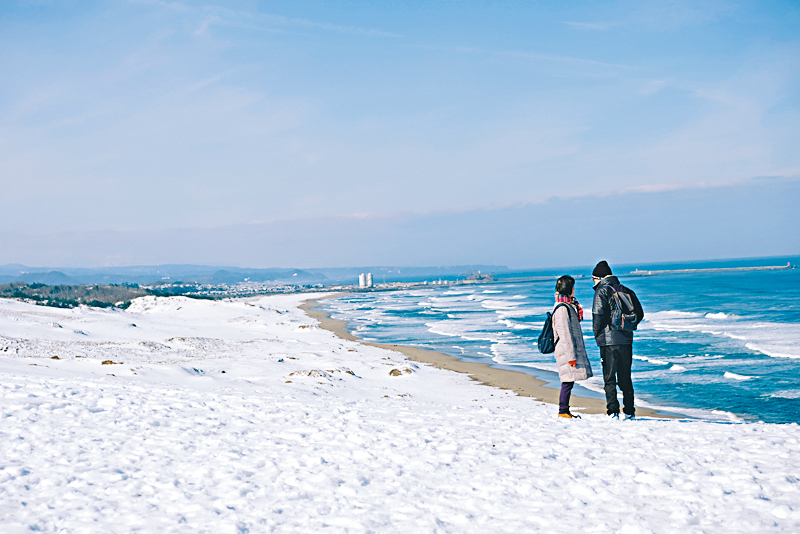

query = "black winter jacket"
[592,276,644,347]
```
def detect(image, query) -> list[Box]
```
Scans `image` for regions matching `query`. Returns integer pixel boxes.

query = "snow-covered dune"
[1,295,799,533]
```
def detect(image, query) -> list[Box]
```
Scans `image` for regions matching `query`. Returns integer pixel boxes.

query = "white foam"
[706,312,732,319]
[441,290,473,296]
[721,331,747,340]
[496,307,547,320]
[480,300,519,310]
[709,410,746,422]
[724,372,757,381]
[650,322,717,332]
[644,309,800,360]
[746,343,800,359]
[489,342,539,366]
[766,390,800,399]
[654,310,703,318]
[634,355,670,365]
[424,321,510,344]
[492,358,560,375]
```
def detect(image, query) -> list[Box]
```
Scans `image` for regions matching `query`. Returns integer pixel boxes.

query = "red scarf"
[556,294,583,321]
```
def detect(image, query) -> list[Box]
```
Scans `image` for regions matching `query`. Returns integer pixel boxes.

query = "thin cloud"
[616,176,783,196]
[196,6,401,38]
[8,89,61,120]
[105,45,168,84]
[127,0,190,12]
[562,21,612,31]
[414,44,485,54]
[416,44,626,69]
[282,15,401,38]
[186,74,223,93]
[499,50,630,70]
[563,2,738,33]
[493,177,778,208]
[127,1,401,38]
[627,0,737,31]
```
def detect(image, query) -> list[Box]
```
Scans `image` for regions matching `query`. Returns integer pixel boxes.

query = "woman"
[552,275,593,419]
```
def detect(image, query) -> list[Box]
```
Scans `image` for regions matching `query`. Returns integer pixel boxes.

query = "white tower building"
[358,273,366,288]
[366,273,373,288]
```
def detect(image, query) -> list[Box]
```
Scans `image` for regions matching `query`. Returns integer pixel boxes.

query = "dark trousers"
[600,344,635,415]
[559,382,574,414]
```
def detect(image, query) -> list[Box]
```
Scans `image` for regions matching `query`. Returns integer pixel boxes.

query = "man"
[591,260,644,420]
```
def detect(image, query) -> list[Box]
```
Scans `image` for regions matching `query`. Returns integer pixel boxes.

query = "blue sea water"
[322,257,800,424]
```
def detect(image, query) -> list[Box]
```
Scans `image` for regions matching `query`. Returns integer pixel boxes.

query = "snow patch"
[1,295,799,533]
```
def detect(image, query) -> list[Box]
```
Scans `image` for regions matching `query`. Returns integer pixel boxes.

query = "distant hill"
[0,270,84,286]
[16,271,83,286]
[0,264,328,286]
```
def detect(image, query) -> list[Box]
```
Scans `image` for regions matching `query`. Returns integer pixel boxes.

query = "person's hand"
[568,360,576,367]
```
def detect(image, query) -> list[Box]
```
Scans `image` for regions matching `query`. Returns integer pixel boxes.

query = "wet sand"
[300,295,674,418]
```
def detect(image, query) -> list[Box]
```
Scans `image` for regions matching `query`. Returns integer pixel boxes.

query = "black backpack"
[610,286,638,331]
[538,303,570,354]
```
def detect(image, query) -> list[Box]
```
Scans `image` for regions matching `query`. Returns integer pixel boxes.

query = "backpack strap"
[610,285,633,313]
[553,302,571,319]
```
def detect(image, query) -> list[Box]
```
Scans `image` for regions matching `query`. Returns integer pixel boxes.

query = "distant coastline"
[630,262,795,277]
[1,256,797,308]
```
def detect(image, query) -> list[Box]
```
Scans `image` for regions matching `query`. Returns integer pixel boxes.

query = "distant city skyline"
[1,1,798,266]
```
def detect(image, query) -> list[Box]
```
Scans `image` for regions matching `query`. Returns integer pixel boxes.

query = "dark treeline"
[0,282,210,309]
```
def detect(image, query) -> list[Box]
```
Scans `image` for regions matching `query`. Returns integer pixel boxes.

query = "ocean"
[321,256,800,424]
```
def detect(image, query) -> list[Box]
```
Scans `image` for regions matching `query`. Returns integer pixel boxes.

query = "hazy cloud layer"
[2,178,796,269]
[0,0,798,266]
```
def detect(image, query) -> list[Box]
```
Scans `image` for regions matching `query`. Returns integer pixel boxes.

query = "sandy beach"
[300,295,672,418]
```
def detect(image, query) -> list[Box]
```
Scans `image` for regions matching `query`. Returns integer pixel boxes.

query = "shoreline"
[300,295,676,418]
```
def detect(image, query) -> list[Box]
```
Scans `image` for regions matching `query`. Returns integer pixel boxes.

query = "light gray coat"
[552,302,593,382]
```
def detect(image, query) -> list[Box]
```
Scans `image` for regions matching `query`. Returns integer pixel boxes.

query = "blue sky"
[1,0,798,267]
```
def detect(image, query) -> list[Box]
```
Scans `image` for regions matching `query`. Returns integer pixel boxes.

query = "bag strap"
[611,285,632,313]
[553,302,571,319]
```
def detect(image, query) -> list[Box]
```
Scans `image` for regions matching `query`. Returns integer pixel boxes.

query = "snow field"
[1,294,800,533]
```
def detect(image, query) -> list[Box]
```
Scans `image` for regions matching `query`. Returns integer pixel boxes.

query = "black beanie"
[592,261,612,278]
